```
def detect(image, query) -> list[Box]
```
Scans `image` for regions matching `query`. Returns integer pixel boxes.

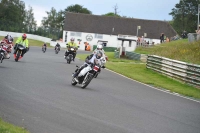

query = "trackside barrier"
[146,55,200,88]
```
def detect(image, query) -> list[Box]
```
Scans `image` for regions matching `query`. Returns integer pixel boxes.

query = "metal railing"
[146,55,200,88]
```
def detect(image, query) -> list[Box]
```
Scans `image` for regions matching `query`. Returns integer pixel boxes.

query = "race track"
[0,47,200,133]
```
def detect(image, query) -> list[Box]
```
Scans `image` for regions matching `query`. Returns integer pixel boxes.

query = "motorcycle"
[14,44,26,62]
[71,60,101,89]
[55,46,59,54]
[42,46,46,53]
[65,47,76,64]
[0,45,6,63]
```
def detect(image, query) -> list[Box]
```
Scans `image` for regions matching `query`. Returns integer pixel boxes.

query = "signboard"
[86,34,93,41]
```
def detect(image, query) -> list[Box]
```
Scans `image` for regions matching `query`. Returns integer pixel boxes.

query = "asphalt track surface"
[0,47,200,133]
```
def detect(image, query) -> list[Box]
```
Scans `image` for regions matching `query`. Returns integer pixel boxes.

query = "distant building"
[63,12,177,51]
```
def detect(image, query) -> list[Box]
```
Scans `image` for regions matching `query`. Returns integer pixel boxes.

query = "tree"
[169,0,200,34]
[102,12,121,17]
[0,0,26,31]
[24,6,37,33]
[41,7,63,39]
[64,4,92,14]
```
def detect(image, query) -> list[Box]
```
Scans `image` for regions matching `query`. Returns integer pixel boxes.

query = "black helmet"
[95,50,102,59]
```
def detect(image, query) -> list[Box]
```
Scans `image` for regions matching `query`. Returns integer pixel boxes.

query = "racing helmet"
[95,50,103,59]
[70,37,75,41]
[97,44,103,50]
[22,33,27,40]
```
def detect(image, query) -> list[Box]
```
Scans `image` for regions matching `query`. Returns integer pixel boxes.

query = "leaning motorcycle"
[55,46,59,54]
[71,60,100,89]
[0,45,6,63]
[65,47,76,64]
[42,46,46,53]
[14,44,26,62]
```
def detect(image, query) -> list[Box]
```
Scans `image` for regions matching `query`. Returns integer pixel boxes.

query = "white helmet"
[70,37,75,41]
[95,50,103,59]
[97,44,103,50]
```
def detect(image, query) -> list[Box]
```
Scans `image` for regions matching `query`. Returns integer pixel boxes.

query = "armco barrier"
[114,51,147,62]
[126,51,141,60]
[146,55,200,88]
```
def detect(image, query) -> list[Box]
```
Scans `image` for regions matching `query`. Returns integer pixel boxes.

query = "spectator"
[140,36,144,46]
[196,25,200,41]
[137,37,140,46]
[181,30,187,38]
[160,33,164,43]
[166,37,170,42]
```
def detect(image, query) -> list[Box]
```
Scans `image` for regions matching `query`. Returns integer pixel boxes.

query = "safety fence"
[114,51,147,62]
[146,55,200,88]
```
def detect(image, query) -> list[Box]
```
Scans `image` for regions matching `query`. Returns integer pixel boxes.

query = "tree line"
[0,0,199,39]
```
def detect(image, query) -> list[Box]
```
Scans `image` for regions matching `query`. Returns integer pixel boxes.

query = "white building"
[62,12,177,52]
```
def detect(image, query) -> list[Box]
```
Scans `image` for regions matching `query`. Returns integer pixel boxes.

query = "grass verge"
[135,39,200,65]
[0,118,30,133]
[77,52,200,99]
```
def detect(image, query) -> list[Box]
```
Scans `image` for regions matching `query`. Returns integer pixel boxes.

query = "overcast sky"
[23,0,180,26]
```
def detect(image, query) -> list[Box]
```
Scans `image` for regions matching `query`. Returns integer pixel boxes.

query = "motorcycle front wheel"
[0,53,3,63]
[81,74,93,89]
[71,77,78,86]
[15,50,21,62]
[94,73,98,78]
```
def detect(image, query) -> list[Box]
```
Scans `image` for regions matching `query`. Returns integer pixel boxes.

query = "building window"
[70,32,82,37]
[95,34,103,39]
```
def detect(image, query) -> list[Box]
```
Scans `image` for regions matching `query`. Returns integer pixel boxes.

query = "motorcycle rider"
[3,33,14,44]
[13,33,29,57]
[42,42,47,51]
[1,33,14,54]
[73,50,103,81]
[55,43,60,51]
[93,44,106,68]
[64,37,78,61]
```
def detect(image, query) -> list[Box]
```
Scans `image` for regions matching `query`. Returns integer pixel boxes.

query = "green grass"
[77,51,200,99]
[0,118,30,133]
[135,39,200,65]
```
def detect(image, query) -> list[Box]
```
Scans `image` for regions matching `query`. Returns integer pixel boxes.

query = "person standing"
[196,25,200,41]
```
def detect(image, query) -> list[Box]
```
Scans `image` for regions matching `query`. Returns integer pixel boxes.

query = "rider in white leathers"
[73,50,103,80]
[93,44,106,68]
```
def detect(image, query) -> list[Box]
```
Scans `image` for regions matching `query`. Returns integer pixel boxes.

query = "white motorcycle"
[71,60,101,89]
[0,45,6,63]
[0,45,10,63]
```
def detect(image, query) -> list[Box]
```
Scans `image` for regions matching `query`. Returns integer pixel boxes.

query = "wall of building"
[63,31,146,51]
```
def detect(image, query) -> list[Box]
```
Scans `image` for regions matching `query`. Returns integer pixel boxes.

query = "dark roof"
[64,12,177,39]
